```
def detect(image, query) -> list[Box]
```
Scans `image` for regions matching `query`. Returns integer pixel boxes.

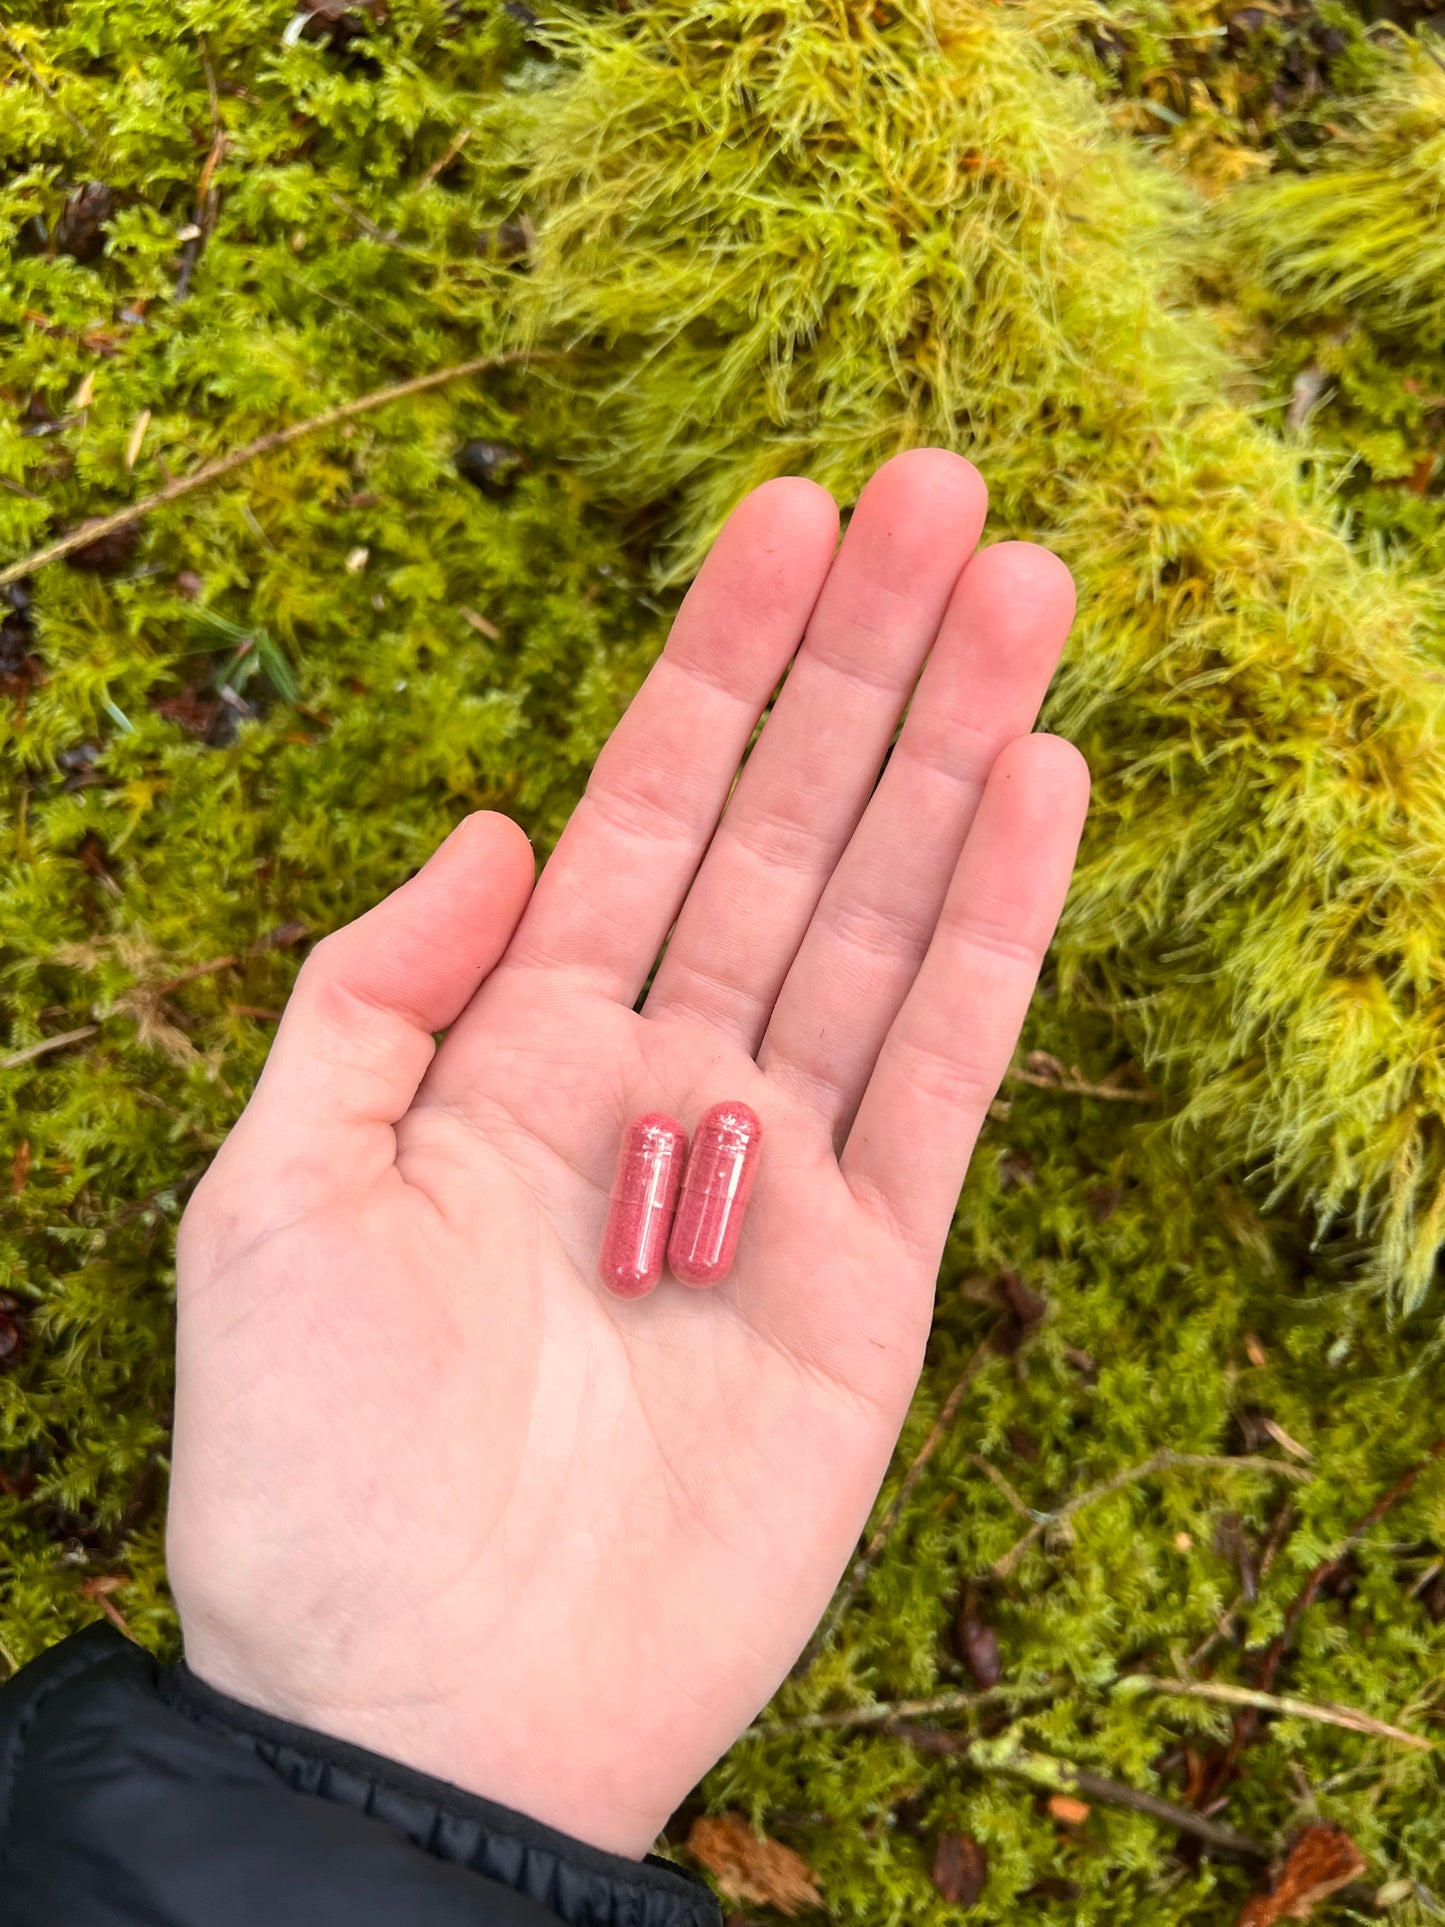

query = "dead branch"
[0,350,560,588]
[1258,1439,1445,1693]
[1119,1675,1433,1752]
[994,1451,1313,1580]
[1,1024,99,1070]
[886,1723,1267,1863]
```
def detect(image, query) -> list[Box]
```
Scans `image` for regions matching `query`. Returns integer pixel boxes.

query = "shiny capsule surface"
[667,1100,763,1287]
[599,1113,688,1298]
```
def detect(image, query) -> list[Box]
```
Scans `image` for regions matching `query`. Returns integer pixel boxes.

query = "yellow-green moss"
[5,3,1445,1922]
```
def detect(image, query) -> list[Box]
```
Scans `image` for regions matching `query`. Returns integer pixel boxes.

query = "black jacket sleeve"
[0,1621,723,1927]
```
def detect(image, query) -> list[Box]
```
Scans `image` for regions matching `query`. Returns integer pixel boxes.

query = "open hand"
[167,448,1089,1859]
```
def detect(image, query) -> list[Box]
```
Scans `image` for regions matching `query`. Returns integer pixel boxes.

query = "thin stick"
[967,1452,1049,1524]
[176,41,226,301]
[792,1336,995,1674]
[994,1451,1313,1580]
[1,31,96,146]
[157,955,236,995]
[1002,1065,1156,1103]
[1119,1676,1434,1752]
[1259,1439,1445,1693]
[745,1686,1030,1738]
[328,192,434,261]
[1,1024,99,1070]
[419,125,474,187]
[886,1724,1267,1863]
[280,270,407,351]
[1203,1443,1445,1804]
[0,350,556,588]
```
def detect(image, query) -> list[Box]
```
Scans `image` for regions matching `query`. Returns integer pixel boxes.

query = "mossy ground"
[4,2,1445,1921]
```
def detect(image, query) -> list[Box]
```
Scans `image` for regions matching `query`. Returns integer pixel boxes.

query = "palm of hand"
[167,450,1088,1859]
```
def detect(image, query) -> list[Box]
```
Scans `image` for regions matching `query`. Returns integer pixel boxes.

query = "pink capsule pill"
[599,1113,688,1298]
[667,1100,763,1287]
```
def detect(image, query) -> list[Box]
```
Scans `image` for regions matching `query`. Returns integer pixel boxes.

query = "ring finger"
[756,539,1077,1146]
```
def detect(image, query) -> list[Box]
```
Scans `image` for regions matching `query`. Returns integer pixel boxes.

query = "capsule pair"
[598,1101,762,1298]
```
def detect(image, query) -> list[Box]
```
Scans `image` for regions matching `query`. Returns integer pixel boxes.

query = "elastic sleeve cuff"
[156,1643,720,1926]
[0,1620,721,1927]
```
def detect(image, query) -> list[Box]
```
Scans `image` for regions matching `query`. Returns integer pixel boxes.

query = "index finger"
[499,476,840,1006]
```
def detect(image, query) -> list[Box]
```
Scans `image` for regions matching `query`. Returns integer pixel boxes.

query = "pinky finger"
[837,733,1090,1269]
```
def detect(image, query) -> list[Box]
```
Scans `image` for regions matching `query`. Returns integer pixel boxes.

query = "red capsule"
[667,1100,762,1287]
[599,1113,688,1298]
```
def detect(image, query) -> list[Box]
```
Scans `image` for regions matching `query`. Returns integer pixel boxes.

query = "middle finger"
[641,447,988,1051]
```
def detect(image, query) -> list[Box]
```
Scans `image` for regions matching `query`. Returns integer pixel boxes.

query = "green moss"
[488,0,1445,1306]
[1217,32,1445,596]
[4,3,1445,1922]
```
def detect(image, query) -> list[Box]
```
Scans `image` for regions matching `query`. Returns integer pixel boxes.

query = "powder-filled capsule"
[599,1113,688,1298]
[667,1100,763,1287]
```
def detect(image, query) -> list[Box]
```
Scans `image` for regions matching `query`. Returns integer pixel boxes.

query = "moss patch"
[4,1,1445,1921]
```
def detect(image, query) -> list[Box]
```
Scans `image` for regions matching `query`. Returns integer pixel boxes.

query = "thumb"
[210,811,536,1211]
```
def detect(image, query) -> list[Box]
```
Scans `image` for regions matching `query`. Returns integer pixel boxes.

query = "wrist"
[179,1637,674,1861]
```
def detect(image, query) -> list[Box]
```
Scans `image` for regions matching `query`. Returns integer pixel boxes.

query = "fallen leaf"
[124,407,151,470]
[1048,1795,1091,1826]
[264,920,310,949]
[1244,1333,1269,1369]
[955,1604,1002,1689]
[78,1573,131,1633]
[688,1816,822,1917]
[1237,1824,1366,1926]
[932,1831,988,1907]
[154,689,223,739]
[1087,1183,1122,1223]
[11,1140,31,1195]
[994,1270,1046,1351]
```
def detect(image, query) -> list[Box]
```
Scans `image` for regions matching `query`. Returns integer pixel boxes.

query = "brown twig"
[1119,1676,1434,1752]
[175,41,226,301]
[1258,1440,1445,1694]
[1200,1441,1445,1807]
[1002,1054,1157,1103]
[994,1452,1313,1580]
[328,192,435,261]
[1188,1502,1298,1669]
[745,1686,1032,1739]
[967,1452,1048,1524]
[280,270,407,351]
[883,1723,1267,1863]
[1,31,96,145]
[1,1024,99,1070]
[78,1574,131,1635]
[792,1336,996,1674]
[419,125,473,187]
[157,954,237,995]
[0,351,557,588]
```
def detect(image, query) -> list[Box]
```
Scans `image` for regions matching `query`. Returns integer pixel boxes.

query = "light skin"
[166,446,1090,1861]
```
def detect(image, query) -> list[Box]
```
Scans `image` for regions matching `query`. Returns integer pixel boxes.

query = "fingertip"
[987,733,1091,827]
[972,539,1077,627]
[439,809,538,876]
